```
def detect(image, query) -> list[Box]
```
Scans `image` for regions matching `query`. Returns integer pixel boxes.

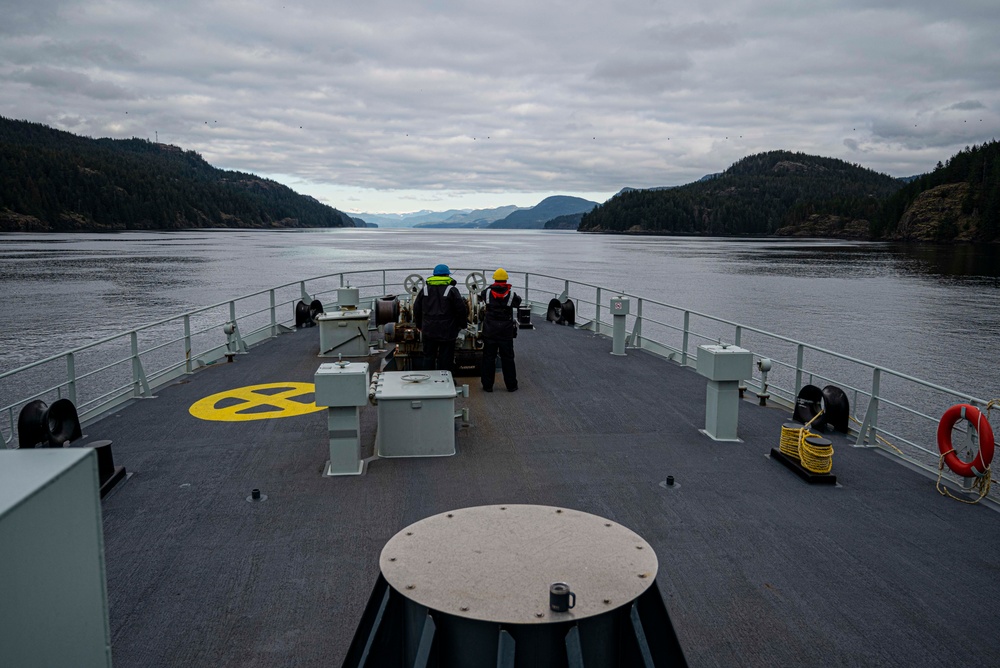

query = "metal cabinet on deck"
[317,309,372,358]
[375,371,457,457]
[0,449,112,668]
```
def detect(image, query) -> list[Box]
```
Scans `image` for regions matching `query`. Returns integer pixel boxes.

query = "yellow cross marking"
[189,382,325,422]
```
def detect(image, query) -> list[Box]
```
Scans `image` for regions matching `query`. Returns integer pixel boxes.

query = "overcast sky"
[2,0,998,213]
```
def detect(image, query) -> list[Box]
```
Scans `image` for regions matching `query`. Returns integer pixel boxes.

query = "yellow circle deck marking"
[189,382,325,422]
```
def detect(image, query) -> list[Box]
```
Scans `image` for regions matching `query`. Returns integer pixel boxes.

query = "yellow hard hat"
[493,268,508,281]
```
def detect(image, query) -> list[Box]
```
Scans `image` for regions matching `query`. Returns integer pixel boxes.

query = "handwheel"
[465,271,487,292]
[404,274,425,293]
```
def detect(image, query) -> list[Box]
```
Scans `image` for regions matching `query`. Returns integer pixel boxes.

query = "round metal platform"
[379,504,658,624]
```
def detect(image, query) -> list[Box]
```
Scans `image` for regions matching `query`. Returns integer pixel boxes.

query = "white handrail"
[0,267,990,499]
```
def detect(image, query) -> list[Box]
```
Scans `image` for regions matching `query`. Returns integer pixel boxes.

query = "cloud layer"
[2,0,998,212]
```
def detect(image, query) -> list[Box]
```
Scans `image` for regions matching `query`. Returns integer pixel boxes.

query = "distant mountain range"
[0,117,357,232]
[353,206,519,228]
[414,205,523,228]
[353,209,496,228]
[487,196,597,229]
[353,197,598,230]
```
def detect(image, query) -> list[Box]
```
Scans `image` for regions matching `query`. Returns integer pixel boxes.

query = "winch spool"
[375,296,400,326]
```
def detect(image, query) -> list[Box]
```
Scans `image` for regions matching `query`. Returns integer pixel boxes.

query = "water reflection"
[720,240,1000,286]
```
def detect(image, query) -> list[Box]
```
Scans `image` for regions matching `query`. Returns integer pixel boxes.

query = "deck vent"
[343,504,687,667]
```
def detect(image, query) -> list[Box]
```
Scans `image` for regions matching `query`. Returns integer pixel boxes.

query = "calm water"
[2,230,999,404]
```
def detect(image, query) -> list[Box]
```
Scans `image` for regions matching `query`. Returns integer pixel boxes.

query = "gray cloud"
[0,1,998,211]
[947,100,986,111]
[0,0,71,36]
[8,66,135,100]
[643,21,740,50]
[0,38,137,67]
[590,54,694,91]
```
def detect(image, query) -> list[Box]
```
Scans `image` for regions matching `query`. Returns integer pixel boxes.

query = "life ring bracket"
[936,403,995,478]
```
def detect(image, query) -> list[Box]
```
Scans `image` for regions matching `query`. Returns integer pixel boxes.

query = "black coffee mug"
[549,582,576,612]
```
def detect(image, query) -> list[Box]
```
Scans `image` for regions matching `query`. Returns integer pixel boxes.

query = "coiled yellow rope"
[779,423,805,460]
[778,411,832,474]
[800,435,834,474]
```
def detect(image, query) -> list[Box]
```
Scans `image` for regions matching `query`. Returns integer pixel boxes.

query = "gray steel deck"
[91,321,1000,667]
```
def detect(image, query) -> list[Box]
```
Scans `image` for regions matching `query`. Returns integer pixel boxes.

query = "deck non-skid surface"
[93,323,1000,667]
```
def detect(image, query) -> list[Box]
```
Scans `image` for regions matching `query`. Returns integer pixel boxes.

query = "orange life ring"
[937,404,994,477]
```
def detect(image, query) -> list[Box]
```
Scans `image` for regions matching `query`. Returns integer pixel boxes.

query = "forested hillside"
[0,118,356,231]
[579,151,903,236]
[874,141,1000,241]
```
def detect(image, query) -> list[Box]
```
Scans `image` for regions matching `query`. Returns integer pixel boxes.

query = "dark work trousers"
[481,338,517,390]
[422,338,456,373]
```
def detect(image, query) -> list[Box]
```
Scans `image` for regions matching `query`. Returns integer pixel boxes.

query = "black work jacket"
[414,277,469,341]
[479,282,522,340]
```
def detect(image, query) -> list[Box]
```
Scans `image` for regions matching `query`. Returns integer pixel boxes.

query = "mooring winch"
[377,272,488,375]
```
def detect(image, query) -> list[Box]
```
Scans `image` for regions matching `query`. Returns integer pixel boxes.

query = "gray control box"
[315,361,369,407]
[696,344,753,382]
[696,344,752,442]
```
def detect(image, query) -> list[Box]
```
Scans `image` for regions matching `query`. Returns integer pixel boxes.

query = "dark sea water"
[2,229,999,409]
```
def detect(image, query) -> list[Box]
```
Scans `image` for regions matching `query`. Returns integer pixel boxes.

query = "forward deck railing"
[1,268,992,501]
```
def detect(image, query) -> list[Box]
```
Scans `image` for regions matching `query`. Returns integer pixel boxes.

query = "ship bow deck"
[93,322,1000,667]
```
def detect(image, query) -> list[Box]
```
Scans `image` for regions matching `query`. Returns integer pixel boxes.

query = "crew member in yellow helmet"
[479,268,521,392]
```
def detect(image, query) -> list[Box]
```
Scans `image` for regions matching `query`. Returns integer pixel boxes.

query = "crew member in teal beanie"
[413,264,468,372]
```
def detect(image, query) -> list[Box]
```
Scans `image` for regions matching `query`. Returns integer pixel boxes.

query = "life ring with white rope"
[937,404,994,477]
